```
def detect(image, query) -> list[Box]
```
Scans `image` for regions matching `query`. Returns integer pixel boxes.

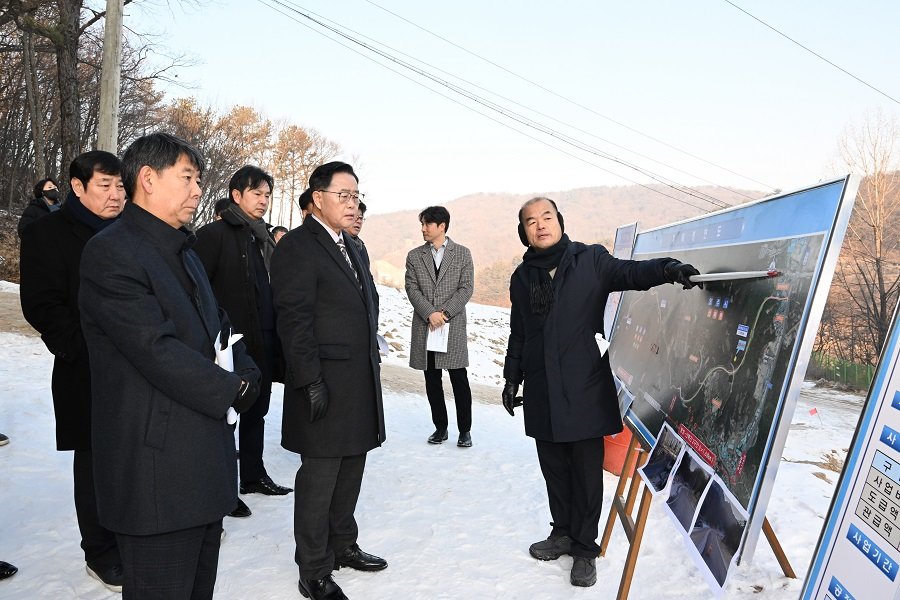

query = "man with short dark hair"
[344,201,370,270]
[405,206,475,447]
[298,188,313,221]
[272,225,289,243]
[195,165,292,510]
[272,161,386,600]
[503,197,701,588]
[78,132,260,598]
[20,150,126,592]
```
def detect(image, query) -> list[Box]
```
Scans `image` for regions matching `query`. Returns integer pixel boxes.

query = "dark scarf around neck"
[225,202,276,272]
[521,234,570,315]
[66,190,118,232]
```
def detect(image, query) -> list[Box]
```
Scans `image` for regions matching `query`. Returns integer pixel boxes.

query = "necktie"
[337,237,360,285]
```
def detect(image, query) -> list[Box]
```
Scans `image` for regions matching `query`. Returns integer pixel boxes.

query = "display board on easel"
[606,176,858,593]
[801,295,900,600]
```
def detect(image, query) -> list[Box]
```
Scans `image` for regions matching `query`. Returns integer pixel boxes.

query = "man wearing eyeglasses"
[271,162,386,600]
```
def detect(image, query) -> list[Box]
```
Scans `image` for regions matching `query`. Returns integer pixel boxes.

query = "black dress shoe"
[427,429,448,444]
[0,561,17,580]
[86,563,123,592]
[457,432,472,447]
[228,497,252,518]
[298,575,347,600]
[240,475,293,495]
[335,543,387,572]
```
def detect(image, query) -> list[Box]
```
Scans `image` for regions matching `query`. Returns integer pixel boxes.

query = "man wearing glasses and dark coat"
[271,161,386,600]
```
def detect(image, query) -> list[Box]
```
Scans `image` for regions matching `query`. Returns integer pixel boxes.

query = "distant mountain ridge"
[364,184,763,306]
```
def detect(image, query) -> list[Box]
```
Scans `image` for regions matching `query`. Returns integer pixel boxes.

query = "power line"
[258,0,719,213]
[262,0,734,210]
[363,0,776,191]
[284,1,756,204]
[722,0,900,106]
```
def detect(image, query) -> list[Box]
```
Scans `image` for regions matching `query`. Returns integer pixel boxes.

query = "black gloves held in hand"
[233,377,260,413]
[664,260,703,290]
[502,380,524,416]
[304,377,330,423]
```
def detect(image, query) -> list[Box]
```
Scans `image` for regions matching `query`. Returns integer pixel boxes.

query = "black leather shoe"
[240,475,293,495]
[427,429,448,444]
[86,563,123,592]
[0,561,17,580]
[457,432,472,447]
[335,544,387,572]
[228,497,252,518]
[0,433,9,446]
[298,575,347,599]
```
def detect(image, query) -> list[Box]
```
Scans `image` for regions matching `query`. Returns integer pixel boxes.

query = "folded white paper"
[215,330,244,425]
[426,322,449,353]
[377,334,389,357]
[595,332,610,356]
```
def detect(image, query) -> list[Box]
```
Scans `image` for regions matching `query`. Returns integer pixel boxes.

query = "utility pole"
[97,0,124,152]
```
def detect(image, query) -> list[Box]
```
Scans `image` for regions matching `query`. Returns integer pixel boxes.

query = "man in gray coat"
[79,132,260,598]
[271,161,386,600]
[405,206,475,447]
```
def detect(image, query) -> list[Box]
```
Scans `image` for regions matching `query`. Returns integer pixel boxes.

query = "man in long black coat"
[502,197,701,588]
[19,151,126,591]
[194,165,292,506]
[78,133,260,598]
[271,161,386,600]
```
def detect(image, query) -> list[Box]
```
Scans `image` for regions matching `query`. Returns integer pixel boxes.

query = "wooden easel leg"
[762,517,796,579]
[616,486,654,600]
[600,437,641,557]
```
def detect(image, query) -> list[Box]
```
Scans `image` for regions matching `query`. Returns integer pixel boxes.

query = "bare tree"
[830,110,900,363]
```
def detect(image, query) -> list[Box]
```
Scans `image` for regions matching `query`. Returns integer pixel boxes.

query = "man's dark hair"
[32,177,59,199]
[419,206,450,233]
[214,197,231,216]
[517,197,561,225]
[121,132,205,199]
[298,188,313,211]
[308,161,358,194]
[228,165,274,198]
[358,201,367,215]
[272,225,289,236]
[70,151,121,189]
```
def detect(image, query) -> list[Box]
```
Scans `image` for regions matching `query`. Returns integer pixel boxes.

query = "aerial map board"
[608,177,858,584]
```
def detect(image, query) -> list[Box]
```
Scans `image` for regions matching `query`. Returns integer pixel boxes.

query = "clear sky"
[128,0,900,214]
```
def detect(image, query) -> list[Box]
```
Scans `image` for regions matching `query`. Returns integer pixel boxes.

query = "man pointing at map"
[502,197,702,588]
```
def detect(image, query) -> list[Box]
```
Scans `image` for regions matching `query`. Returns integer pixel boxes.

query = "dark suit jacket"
[271,216,385,457]
[79,202,259,535]
[504,241,670,442]
[19,202,96,450]
[194,210,283,382]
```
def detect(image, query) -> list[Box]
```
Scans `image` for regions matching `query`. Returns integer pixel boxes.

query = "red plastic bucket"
[603,427,633,476]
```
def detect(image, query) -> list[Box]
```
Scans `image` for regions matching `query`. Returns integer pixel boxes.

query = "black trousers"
[73,450,119,570]
[535,437,606,558]
[424,351,472,433]
[115,519,223,600]
[239,330,275,483]
[293,453,367,580]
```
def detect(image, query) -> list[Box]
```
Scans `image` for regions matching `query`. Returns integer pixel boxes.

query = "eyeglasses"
[355,215,366,222]
[317,190,364,205]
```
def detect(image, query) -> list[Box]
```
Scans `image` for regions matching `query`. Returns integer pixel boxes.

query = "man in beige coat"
[405,206,475,447]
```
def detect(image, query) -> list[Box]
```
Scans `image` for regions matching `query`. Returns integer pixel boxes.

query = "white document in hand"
[215,330,244,425]
[426,322,449,353]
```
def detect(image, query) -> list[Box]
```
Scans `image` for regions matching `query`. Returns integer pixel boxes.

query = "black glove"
[233,378,260,413]
[664,260,703,290]
[304,377,329,422]
[502,380,524,416]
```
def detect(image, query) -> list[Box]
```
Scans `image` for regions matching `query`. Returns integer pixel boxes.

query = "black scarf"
[521,234,570,316]
[65,191,118,232]
[224,202,276,272]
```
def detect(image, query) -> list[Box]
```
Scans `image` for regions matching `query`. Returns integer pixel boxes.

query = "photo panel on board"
[639,422,686,496]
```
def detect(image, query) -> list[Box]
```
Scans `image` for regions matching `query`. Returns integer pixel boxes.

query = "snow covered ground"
[0,282,865,599]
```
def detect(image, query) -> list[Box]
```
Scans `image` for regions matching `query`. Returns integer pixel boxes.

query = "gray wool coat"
[405,238,474,370]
